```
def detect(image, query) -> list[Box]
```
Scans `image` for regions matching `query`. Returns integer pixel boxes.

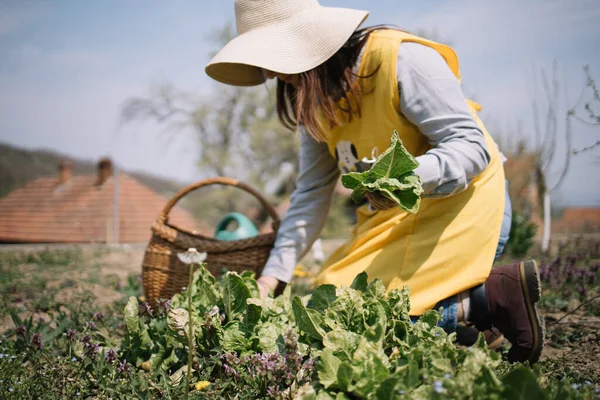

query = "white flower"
[433,380,445,394]
[177,248,207,265]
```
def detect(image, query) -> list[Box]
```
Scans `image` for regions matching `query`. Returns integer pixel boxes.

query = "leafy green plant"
[119,265,593,399]
[341,131,423,213]
[1,246,598,399]
[507,211,538,257]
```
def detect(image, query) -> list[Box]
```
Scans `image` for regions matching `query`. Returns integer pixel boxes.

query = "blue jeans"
[412,181,512,332]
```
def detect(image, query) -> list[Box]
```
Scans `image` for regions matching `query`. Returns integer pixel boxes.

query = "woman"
[205,0,543,364]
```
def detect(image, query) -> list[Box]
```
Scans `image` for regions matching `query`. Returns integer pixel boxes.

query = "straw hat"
[205,0,369,86]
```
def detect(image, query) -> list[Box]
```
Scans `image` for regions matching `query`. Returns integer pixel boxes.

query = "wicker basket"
[142,177,280,305]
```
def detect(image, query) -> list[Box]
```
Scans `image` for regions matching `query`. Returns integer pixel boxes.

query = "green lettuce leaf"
[166,308,189,340]
[309,284,337,312]
[124,296,139,334]
[324,287,364,332]
[292,296,326,341]
[318,348,343,389]
[179,265,221,314]
[350,341,390,397]
[341,130,423,213]
[254,320,289,354]
[221,321,250,353]
[337,363,354,392]
[500,367,544,399]
[349,272,368,292]
[221,272,252,322]
[322,330,362,362]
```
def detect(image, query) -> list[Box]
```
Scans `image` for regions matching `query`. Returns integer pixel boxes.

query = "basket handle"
[159,177,281,231]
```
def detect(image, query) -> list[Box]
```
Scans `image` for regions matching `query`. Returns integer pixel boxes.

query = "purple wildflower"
[66,329,77,342]
[31,333,43,350]
[266,386,281,398]
[117,359,131,376]
[139,302,153,317]
[303,358,315,373]
[223,363,238,378]
[81,336,100,359]
[93,312,104,322]
[105,349,118,364]
[155,299,172,316]
[16,326,26,337]
[85,321,97,330]
[578,284,587,298]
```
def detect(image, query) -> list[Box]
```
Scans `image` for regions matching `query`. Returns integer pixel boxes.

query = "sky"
[0,0,599,206]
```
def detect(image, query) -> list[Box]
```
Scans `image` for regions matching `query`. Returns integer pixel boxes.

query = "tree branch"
[573,140,600,155]
[550,111,572,192]
[549,293,600,325]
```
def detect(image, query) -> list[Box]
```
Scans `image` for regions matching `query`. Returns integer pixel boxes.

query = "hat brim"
[205,6,369,86]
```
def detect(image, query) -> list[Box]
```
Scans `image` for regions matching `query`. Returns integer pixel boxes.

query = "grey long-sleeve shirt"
[261,42,493,283]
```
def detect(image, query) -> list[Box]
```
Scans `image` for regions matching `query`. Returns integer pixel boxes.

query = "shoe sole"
[519,259,545,364]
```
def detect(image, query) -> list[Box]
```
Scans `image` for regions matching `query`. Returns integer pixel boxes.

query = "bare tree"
[119,23,299,191]
[531,62,599,252]
[571,65,600,155]
[119,24,300,227]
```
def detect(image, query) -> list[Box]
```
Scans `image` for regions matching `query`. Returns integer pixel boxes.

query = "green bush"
[507,212,538,258]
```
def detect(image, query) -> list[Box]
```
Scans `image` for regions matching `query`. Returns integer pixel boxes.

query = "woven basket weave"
[142,177,280,305]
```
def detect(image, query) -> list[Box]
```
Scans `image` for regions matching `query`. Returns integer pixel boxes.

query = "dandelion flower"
[178,248,207,265]
[141,360,152,372]
[195,381,211,391]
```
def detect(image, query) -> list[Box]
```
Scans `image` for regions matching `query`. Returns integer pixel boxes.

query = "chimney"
[58,160,73,184]
[96,158,113,186]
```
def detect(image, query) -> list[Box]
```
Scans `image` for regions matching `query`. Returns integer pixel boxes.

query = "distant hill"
[0,142,186,200]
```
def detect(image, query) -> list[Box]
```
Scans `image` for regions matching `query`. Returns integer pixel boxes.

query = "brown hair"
[276,26,387,142]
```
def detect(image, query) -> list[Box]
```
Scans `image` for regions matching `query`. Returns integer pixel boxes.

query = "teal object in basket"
[214,212,259,241]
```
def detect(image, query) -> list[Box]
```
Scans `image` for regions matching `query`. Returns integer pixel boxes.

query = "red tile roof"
[553,207,600,233]
[0,169,204,244]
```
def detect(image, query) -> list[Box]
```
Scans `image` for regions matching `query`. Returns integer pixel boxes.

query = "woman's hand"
[256,275,280,299]
[365,192,397,211]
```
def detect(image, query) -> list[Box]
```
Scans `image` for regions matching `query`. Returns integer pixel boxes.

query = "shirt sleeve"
[260,127,340,283]
[397,42,491,197]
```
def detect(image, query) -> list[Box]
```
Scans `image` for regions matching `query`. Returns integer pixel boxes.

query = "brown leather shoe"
[480,260,545,363]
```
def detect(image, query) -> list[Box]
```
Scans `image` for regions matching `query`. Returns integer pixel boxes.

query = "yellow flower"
[195,381,211,391]
[141,360,152,371]
[293,265,310,278]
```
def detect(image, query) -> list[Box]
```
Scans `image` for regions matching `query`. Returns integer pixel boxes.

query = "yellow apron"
[314,30,506,315]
